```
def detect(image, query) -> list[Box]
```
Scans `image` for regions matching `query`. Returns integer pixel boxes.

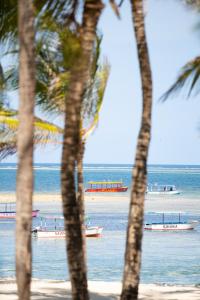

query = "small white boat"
[32,216,103,238]
[0,202,39,219]
[32,226,103,238]
[144,222,198,231]
[144,212,199,231]
[146,184,180,195]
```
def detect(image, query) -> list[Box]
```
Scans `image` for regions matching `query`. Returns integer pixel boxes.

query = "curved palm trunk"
[121,1,152,299]
[16,1,35,300]
[61,1,104,299]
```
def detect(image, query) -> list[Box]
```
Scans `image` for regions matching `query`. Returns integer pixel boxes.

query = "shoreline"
[1,193,200,213]
[0,193,129,202]
[0,278,200,300]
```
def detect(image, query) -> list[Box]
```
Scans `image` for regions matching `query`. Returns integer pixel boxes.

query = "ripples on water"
[0,164,200,284]
[1,212,200,284]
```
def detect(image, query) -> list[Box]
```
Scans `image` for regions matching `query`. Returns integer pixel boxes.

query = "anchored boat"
[0,202,39,219]
[85,181,128,192]
[32,216,103,238]
[144,212,199,231]
[146,184,180,195]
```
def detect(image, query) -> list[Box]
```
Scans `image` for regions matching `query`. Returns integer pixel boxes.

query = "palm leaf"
[82,61,110,140]
[0,106,63,159]
[0,140,16,160]
[161,56,200,101]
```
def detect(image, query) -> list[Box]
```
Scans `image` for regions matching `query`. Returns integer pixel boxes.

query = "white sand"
[1,192,200,213]
[0,279,200,300]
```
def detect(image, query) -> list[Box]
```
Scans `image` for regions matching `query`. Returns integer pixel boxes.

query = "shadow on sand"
[0,289,119,300]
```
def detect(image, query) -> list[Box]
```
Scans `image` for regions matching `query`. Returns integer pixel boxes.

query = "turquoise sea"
[0,164,200,284]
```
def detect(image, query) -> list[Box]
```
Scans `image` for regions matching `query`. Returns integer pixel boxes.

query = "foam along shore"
[0,279,200,300]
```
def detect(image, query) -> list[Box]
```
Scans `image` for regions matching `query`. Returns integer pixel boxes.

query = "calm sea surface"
[0,164,200,284]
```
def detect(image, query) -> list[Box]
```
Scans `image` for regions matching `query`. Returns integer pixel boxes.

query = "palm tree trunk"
[16,1,35,300]
[61,1,104,299]
[121,1,152,299]
[77,141,86,231]
[77,141,87,262]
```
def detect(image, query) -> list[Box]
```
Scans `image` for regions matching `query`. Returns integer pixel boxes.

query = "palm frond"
[161,56,200,101]
[0,0,18,44]
[183,1,200,11]
[0,106,63,159]
[109,0,121,18]
[82,60,110,140]
[0,140,16,160]
[35,0,80,27]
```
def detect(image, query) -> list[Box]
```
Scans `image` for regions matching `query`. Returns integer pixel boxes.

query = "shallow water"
[1,209,200,284]
[0,164,200,284]
[1,163,200,198]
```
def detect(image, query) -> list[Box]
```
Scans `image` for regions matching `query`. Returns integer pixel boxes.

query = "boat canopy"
[148,184,176,188]
[88,181,123,185]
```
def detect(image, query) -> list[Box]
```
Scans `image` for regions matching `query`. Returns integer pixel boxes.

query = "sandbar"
[1,193,200,214]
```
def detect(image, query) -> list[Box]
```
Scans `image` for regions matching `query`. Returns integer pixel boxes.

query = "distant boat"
[144,212,198,231]
[85,181,128,192]
[0,202,39,219]
[146,184,180,195]
[32,216,103,238]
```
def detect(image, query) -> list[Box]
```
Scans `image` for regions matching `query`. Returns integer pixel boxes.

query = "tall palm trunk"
[77,141,86,230]
[77,140,87,263]
[61,1,104,299]
[16,1,35,300]
[121,1,152,299]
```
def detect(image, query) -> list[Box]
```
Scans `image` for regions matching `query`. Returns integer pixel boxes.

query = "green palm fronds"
[82,61,110,140]
[161,56,200,100]
[0,107,17,116]
[34,119,63,134]
[0,140,16,160]
[0,0,17,45]
[0,2,109,159]
[0,107,63,159]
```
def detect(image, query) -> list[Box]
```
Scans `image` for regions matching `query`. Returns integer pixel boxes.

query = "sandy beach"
[1,279,200,300]
[1,192,200,213]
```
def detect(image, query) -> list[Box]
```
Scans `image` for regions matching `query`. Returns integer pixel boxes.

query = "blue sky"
[5,0,200,164]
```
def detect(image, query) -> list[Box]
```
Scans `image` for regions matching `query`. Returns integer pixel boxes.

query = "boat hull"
[85,187,128,192]
[32,226,103,238]
[146,191,180,195]
[0,209,40,219]
[144,222,197,231]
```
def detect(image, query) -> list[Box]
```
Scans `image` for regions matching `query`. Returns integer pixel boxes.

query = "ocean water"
[0,164,200,284]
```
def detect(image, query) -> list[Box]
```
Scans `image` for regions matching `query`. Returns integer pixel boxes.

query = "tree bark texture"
[121,1,153,300]
[77,141,86,230]
[16,1,35,300]
[61,1,104,299]
[77,141,87,261]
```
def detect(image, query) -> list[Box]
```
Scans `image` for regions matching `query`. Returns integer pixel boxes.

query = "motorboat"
[146,184,180,195]
[0,202,39,219]
[32,216,103,238]
[32,226,103,238]
[85,180,128,192]
[144,212,199,231]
